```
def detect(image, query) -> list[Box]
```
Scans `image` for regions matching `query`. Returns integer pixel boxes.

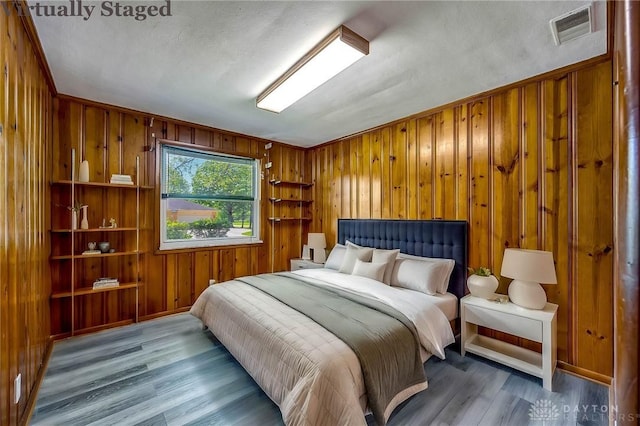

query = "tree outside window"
[160,145,260,249]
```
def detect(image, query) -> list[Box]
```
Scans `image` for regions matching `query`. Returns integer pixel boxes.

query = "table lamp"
[307,233,326,263]
[501,248,557,309]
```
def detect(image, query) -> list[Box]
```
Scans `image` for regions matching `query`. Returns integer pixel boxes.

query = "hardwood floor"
[32,313,609,426]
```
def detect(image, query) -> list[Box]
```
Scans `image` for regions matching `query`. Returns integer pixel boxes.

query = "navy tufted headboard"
[337,219,468,300]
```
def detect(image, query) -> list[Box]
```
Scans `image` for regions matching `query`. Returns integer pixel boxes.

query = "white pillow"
[371,248,400,285]
[339,242,374,274]
[352,259,386,282]
[397,253,455,294]
[390,258,451,295]
[324,244,346,270]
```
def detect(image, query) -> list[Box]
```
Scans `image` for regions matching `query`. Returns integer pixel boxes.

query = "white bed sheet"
[294,268,458,320]
[291,268,455,359]
[421,291,458,321]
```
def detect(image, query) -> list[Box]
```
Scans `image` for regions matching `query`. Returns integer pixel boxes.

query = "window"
[160,144,261,250]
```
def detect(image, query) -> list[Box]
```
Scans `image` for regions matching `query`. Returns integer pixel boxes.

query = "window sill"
[155,239,264,255]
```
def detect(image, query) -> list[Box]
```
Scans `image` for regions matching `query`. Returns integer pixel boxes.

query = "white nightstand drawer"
[465,305,542,342]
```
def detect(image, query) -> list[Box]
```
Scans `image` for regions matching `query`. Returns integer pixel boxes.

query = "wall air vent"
[549,5,592,45]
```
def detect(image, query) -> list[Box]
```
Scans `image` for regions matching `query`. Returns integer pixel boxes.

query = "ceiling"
[31,1,607,147]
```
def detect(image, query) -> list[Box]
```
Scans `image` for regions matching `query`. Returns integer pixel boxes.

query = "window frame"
[158,142,262,251]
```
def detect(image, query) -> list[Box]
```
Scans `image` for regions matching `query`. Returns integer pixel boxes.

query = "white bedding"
[190,269,456,425]
[292,269,455,358]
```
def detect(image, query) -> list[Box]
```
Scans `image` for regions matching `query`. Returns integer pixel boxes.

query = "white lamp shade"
[501,249,557,284]
[502,248,557,310]
[307,233,327,264]
[307,233,326,249]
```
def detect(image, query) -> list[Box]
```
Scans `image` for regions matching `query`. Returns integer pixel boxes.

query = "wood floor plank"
[32,313,609,426]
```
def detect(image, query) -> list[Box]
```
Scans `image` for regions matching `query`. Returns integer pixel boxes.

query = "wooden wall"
[0,4,53,425]
[309,60,614,379]
[51,97,309,333]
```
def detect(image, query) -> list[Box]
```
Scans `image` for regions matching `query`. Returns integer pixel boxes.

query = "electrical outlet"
[14,374,21,404]
[208,279,216,286]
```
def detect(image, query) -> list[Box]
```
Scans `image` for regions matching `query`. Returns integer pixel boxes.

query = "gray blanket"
[237,272,426,425]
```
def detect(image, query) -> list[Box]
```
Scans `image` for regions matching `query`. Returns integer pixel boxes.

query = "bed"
[190,219,468,426]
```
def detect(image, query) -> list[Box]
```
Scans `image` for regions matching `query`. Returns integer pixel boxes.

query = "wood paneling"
[0,2,53,424]
[310,60,615,378]
[51,97,309,333]
[613,0,640,419]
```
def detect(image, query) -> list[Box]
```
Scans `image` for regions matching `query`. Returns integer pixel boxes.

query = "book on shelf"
[82,250,102,255]
[92,277,120,289]
[110,174,134,185]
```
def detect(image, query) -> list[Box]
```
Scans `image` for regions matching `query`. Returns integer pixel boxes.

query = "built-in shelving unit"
[264,144,313,272]
[49,148,146,337]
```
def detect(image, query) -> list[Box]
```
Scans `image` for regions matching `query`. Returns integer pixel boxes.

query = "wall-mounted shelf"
[51,250,141,260]
[268,198,313,204]
[52,180,153,190]
[50,227,138,233]
[268,217,312,222]
[51,281,141,299]
[268,179,313,187]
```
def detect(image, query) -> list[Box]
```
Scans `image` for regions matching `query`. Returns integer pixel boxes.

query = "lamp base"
[508,280,548,309]
[312,248,326,264]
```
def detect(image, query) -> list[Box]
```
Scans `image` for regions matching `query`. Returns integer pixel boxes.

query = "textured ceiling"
[31,1,607,147]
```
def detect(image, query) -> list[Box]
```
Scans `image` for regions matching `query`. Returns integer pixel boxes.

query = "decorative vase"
[80,205,89,230]
[467,274,499,299]
[71,210,78,230]
[78,160,89,182]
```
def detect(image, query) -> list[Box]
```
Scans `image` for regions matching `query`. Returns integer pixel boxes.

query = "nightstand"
[290,258,325,271]
[460,294,558,391]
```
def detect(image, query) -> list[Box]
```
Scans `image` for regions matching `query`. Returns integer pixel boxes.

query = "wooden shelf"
[49,150,144,337]
[51,281,141,299]
[268,198,312,204]
[464,334,543,377]
[51,227,137,233]
[51,180,153,190]
[268,179,313,187]
[268,217,312,222]
[51,250,141,260]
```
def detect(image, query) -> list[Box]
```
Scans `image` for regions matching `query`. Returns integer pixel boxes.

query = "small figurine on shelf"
[109,218,117,228]
[82,242,101,255]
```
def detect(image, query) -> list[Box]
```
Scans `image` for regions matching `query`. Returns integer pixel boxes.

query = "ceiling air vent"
[550,5,592,45]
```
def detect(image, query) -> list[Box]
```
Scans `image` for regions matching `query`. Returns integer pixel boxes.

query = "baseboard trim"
[140,307,191,321]
[557,361,612,386]
[20,337,54,426]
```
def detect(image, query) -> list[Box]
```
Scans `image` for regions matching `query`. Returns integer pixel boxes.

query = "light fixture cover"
[257,25,369,113]
[501,248,558,284]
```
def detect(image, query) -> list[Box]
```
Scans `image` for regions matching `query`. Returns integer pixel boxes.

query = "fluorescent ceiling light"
[257,25,369,113]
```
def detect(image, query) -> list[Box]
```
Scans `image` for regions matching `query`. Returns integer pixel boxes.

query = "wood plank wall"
[309,60,614,378]
[51,96,309,334]
[0,4,53,425]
